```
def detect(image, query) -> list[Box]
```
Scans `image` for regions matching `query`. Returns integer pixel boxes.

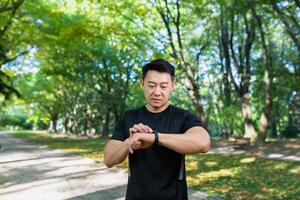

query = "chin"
[151,103,165,109]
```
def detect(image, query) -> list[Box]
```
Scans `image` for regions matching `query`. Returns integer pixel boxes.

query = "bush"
[33,119,48,130]
[0,115,33,130]
[282,123,299,138]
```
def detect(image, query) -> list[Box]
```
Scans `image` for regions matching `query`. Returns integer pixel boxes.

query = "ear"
[140,80,144,88]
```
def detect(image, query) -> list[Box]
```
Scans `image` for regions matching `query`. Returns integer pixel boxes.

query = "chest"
[125,112,184,136]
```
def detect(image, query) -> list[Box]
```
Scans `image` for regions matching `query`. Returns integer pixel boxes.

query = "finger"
[139,123,152,133]
[137,123,149,133]
[129,128,138,136]
[128,144,133,154]
[145,125,153,133]
[133,124,143,133]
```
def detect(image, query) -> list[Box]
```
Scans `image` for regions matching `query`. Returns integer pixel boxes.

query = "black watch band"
[152,130,159,145]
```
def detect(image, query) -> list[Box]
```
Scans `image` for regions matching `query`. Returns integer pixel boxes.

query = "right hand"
[129,123,153,136]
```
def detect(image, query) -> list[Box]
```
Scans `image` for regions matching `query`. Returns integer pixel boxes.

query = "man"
[104,59,210,200]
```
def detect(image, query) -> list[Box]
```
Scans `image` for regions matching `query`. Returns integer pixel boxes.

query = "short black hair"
[142,59,175,81]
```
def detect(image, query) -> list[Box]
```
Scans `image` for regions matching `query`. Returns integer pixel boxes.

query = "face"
[141,70,175,112]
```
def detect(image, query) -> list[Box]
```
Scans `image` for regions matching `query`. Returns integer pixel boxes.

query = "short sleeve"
[180,111,202,133]
[111,113,127,141]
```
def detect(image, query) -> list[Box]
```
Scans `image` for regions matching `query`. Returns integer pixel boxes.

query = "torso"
[123,105,190,200]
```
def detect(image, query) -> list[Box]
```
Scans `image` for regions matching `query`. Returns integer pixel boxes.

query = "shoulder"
[168,105,202,132]
[122,106,144,119]
[125,106,144,114]
[169,105,192,116]
[170,104,201,122]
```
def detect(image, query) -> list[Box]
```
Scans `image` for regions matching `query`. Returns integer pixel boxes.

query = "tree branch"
[155,0,178,59]
[271,0,300,53]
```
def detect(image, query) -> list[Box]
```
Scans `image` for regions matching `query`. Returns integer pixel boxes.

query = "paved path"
[210,144,300,162]
[0,132,219,200]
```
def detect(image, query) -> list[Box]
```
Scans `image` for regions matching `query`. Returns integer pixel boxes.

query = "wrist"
[124,138,130,144]
[124,138,130,148]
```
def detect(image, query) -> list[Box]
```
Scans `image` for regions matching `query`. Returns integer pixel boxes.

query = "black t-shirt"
[111,105,202,200]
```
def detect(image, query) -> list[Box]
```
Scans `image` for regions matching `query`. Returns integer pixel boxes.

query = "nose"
[153,86,161,96]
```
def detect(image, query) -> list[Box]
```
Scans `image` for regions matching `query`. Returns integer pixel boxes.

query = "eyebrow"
[147,81,170,85]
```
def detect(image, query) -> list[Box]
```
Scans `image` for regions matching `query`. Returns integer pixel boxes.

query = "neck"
[146,103,169,113]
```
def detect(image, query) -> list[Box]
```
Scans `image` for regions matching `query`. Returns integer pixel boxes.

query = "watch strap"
[152,130,159,145]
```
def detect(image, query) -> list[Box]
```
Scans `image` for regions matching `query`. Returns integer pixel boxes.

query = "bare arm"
[103,123,153,168]
[131,126,210,154]
[158,126,210,154]
[103,139,130,168]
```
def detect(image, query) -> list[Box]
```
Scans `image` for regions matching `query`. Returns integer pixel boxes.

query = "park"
[0,0,300,199]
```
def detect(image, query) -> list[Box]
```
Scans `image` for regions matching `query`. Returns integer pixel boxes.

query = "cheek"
[162,90,169,97]
[145,90,153,96]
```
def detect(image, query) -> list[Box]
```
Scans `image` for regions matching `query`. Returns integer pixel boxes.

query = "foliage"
[0,100,32,130]
[0,0,299,142]
[0,0,26,99]
[0,114,32,129]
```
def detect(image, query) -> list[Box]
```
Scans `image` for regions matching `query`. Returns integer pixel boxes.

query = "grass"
[12,131,300,199]
[186,154,300,199]
[11,130,108,162]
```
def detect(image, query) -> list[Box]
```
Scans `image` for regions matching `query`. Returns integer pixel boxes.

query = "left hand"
[131,133,155,150]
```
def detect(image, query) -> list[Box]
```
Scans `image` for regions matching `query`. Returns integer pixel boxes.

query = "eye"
[161,85,168,89]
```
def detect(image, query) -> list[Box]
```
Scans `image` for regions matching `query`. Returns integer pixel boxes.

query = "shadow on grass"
[186,154,300,199]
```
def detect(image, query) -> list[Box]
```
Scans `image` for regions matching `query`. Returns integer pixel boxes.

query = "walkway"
[210,143,300,162]
[0,132,220,200]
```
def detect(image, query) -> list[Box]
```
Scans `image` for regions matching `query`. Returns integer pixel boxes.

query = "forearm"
[103,139,130,168]
[158,128,210,154]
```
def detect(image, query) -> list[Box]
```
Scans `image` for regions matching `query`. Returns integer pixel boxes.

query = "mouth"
[151,99,162,103]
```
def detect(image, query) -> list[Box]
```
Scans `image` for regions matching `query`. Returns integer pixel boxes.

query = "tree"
[154,0,211,125]
[0,0,25,99]
[270,0,300,55]
[217,1,257,141]
[16,73,64,133]
[249,0,273,145]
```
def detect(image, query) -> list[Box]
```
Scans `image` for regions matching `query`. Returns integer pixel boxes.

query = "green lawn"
[12,131,300,199]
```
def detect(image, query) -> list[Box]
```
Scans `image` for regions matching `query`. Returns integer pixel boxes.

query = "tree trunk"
[63,116,69,134]
[256,53,272,145]
[241,94,256,141]
[84,118,88,136]
[219,5,234,137]
[190,79,206,126]
[250,0,273,146]
[52,117,57,133]
[220,4,232,107]
[226,7,256,140]
[48,114,58,133]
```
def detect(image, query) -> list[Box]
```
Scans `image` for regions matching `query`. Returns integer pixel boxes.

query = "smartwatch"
[152,130,159,145]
